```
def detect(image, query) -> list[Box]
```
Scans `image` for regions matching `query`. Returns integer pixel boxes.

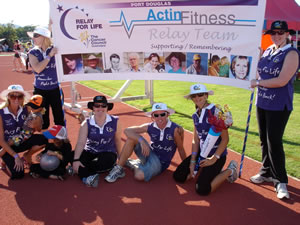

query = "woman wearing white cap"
[0,84,30,179]
[173,83,238,195]
[27,26,65,129]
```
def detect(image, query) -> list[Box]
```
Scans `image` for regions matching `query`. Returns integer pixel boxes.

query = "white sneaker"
[276,183,290,199]
[105,165,125,183]
[226,160,238,183]
[250,174,273,184]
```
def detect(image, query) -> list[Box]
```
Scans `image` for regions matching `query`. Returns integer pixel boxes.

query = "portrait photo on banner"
[229,55,252,81]
[186,52,208,76]
[61,53,83,75]
[103,52,124,73]
[164,52,186,74]
[82,53,103,73]
[143,52,165,73]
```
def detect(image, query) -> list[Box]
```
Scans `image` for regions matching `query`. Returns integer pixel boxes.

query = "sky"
[0,0,50,27]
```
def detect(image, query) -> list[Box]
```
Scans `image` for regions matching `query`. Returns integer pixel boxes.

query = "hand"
[14,157,24,171]
[73,161,84,174]
[36,153,42,162]
[49,47,58,57]
[47,150,56,156]
[140,140,150,157]
[199,155,217,168]
[189,162,196,179]
[250,79,257,88]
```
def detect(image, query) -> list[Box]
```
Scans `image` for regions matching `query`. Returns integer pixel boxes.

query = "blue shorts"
[134,143,162,182]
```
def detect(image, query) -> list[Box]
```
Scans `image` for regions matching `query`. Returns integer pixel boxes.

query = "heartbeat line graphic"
[109,10,181,38]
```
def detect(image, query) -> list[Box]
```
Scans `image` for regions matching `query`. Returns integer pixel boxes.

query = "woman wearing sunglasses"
[173,83,238,196]
[27,26,65,130]
[250,21,300,199]
[0,84,30,179]
[105,102,186,183]
[72,95,122,188]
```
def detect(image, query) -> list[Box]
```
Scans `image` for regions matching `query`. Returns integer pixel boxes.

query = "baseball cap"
[43,125,67,140]
[25,95,43,109]
[193,54,201,60]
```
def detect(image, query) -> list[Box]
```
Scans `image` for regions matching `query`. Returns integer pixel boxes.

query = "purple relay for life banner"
[50,0,266,90]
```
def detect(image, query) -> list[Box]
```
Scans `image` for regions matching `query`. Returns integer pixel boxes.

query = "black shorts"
[14,53,20,58]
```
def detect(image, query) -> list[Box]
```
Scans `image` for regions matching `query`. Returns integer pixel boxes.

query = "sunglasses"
[153,112,167,118]
[33,33,41,38]
[270,30,285,36]
[93,104,107,108]
[190,93,205,98]
[9,94,24,100]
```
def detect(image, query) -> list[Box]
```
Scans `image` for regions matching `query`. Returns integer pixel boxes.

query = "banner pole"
[238,89,255,178]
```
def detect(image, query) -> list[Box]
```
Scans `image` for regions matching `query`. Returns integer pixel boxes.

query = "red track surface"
[0,54,299,225]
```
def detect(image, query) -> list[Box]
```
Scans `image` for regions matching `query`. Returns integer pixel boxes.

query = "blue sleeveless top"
[29,46,59,90]
[84,115,118,154]
[256,44,300,111]
[147,120,178,171]
[0,106,28,142]
[192,104,227,158]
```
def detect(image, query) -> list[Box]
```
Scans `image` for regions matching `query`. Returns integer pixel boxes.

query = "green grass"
[79,80,300,178]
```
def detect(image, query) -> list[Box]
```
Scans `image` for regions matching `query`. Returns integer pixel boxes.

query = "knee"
[195,183,211,196]
[173,170,187,183]
[134,169,144,181]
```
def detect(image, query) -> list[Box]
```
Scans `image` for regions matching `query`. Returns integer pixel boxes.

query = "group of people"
[0,20,299,200]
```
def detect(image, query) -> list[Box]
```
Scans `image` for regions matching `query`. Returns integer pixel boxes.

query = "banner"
[50,0,266,89]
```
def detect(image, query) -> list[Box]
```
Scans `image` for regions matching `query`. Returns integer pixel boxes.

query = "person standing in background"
[27,26,65,129]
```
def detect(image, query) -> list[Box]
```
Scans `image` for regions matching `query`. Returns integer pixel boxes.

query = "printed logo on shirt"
[106,127,114,132]
[166,134,174,141]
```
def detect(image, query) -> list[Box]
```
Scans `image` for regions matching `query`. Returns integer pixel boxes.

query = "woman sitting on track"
[0,85,30,179]
[72,95,122,188]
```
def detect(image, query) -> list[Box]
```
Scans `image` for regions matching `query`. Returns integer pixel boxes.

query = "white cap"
[0,84,30,101]
[184,83,214,99]
[27,26,51,39]
[145,103,175,117]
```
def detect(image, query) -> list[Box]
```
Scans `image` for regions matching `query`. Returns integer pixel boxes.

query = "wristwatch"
[214,154,220,159]
[256,80,260,87]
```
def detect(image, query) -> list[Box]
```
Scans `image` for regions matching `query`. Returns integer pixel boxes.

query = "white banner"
[50,0,266,89]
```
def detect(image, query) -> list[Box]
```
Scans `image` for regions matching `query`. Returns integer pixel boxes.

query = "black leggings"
[173,154,226,195]
[34,87,65,129]
[77,151,117,179]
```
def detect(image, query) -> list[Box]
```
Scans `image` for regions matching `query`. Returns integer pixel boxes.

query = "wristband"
[14,154,19,159]
[191,152,197,155]
[190,160,196,163]
[138,136,144,143]
[45,55,51,61]
[256,80,260,87]
[73,158,80,162]
[214,154,220,159]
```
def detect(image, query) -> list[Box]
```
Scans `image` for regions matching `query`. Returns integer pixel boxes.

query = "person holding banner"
[173,84,238,196]
[72,96,122,188]
[27,26,65,129]
[250,21,300,200]
[105,103,186,183]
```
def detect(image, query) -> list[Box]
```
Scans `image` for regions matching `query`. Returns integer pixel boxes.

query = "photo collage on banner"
[62,52,252,80]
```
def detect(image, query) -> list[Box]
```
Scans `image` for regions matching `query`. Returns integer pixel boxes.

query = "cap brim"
[0,89,31,101]
[27,31,34,38]
[146,108,175,117]
[184,90,214,99]
[43,131,56,139]
[25,102,42,109]
[87,102,114,111]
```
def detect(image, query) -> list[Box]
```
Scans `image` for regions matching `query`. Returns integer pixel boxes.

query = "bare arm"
[124,123,149,156]
[251,50,299,88]
[114,121,123,157]
[174,126,186,161]
[29,47,57,74]
[189,127,200,178]
[0,117,24,171]
[72,120,88,173]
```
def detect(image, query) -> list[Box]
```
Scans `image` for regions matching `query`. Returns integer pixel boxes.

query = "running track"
[0,54,299,225]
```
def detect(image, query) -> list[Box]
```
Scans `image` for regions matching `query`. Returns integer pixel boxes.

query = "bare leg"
[210,169,231,193]
[134,168,145,181]
[117,139,137,167]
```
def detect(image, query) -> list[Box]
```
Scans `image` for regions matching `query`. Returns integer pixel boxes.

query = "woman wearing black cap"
[72,95,122,188]
[250,21,300,199]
